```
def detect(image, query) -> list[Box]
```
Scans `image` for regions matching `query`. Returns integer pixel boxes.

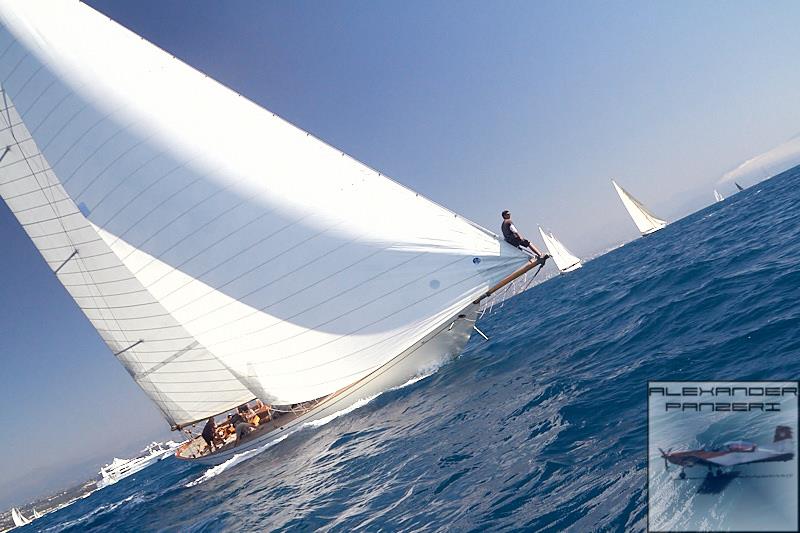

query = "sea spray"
[185,370,440,487]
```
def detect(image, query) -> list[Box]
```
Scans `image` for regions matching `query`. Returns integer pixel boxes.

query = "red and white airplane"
[660,426,794,479]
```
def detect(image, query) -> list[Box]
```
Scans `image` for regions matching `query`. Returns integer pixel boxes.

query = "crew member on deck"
[501,210,545,259]
[201,417,216,452]
[231,406,255,444]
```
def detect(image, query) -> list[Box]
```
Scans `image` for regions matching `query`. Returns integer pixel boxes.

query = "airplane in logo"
[659,426,794,479]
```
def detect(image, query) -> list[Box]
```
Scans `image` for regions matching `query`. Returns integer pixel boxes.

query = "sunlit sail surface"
[0,0,530,430]
[611,179,667,235]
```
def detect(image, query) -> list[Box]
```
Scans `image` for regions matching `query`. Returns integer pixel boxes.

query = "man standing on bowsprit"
[501,210,546,260]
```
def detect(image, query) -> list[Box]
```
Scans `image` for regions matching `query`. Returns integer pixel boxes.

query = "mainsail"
[0,1,530,427]
[611,179,667,235]
[538,227,581,272]
[735,182,745,192]
[714,189,725,202]
[11,507,30,527]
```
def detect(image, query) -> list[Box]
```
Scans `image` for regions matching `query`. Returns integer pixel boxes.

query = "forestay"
[0,1,529,424]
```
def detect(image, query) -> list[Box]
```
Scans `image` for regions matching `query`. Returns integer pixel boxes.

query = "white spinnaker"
[0,94,254,428]
[714,189,724,202]
[611,179,667,235]
[0,2,529,408]
[538,227,581,272]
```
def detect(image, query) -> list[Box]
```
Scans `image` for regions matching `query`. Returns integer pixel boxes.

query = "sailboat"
[0,1,543,465]
[10,507,31,527]
[714,189,725,202]
[538,227,582,273]
[32,509,41,520]
[735,182,745,192]
[611,179,667,235]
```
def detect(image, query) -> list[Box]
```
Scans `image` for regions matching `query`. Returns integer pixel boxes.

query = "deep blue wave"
[22,166,800,532]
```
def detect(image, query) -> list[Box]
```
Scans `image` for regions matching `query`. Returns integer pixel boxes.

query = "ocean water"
[20,167,800,532]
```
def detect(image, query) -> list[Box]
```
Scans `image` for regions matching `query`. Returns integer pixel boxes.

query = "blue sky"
[2,0,800,507]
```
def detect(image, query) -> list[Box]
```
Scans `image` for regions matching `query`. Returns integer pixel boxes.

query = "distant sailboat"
[0,1,543,466]
[538,227,582,273]
[32,509,41,519]
[714,189,725,202]
[735,182,745,192]
[611,179,667,235]
[11,507,31,527]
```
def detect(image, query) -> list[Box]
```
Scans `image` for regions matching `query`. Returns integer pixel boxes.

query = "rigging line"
[53,249,79,274]
[45,250,114,264]
[520,265,542,292]
[134,388,250,396]
[38,237,102,251]
[31,220,94,240]
[140,377,243,385]
[134,341,198,379]
[72,286,154,299]
[0,119,24,135]
[61,274,138,286]
[147,367,230,374]
[11,194,73,213]
[5,179,62,200]
[20,210,81,226]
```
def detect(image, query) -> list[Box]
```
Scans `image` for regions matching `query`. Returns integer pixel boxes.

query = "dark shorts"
[505,236,530,248]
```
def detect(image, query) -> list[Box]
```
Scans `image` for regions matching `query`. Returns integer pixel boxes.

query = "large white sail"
[611,179,666,235]
[0,93,254,427]
[538,227,581,272]
[11,507,31,527]
[714,189,725,202]
[0,1,530,422]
